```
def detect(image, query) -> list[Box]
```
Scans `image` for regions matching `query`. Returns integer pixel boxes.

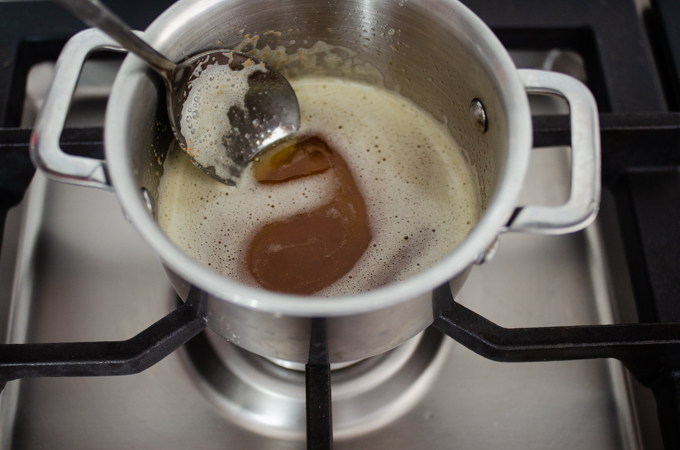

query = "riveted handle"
[30,28,126,190]
[504,69,601,234]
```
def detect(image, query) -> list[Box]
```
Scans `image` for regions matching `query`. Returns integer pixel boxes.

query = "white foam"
[233,37,385,86]
[180,53,267,181]
[158,77,480,296]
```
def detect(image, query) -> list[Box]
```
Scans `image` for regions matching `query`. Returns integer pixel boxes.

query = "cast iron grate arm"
[306,318,333,450]
[431,283,680,449]
[0,286,207,391]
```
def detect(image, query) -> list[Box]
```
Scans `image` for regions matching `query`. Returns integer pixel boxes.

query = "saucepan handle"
[504,69,601,234]
[30,28,126,190]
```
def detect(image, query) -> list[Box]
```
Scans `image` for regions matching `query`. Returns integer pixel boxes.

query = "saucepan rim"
[105,0,533,317]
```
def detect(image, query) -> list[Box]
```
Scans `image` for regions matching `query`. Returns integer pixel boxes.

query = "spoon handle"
[53,0,176,83]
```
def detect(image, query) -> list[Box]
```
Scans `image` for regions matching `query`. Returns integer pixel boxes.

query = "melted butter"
[157,77,481,297]
[247,136,371,295]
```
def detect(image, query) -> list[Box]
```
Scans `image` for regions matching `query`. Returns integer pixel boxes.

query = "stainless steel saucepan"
[30,0,600,363]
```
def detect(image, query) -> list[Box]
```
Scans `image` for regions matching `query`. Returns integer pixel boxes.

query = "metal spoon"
[54,0,300,185]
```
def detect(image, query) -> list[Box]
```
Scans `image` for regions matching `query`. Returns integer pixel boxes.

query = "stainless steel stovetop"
[0,50,650,449]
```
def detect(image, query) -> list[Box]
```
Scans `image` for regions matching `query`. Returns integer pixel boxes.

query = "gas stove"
[1,0,680,448]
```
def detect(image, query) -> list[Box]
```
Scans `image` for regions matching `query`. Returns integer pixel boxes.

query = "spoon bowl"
[170,51,300,185]
[55,0,300,185]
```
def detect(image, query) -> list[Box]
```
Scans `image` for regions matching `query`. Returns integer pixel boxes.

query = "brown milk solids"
[247,136,371,294]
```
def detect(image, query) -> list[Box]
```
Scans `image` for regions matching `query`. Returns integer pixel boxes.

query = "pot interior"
[108,0,529,303]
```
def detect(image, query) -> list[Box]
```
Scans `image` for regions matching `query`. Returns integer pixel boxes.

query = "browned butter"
[247,136,371,295]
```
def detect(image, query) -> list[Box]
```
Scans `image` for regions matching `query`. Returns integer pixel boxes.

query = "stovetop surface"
[0,151,639,449]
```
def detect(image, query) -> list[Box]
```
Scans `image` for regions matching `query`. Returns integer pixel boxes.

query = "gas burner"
[181,328,450,440]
